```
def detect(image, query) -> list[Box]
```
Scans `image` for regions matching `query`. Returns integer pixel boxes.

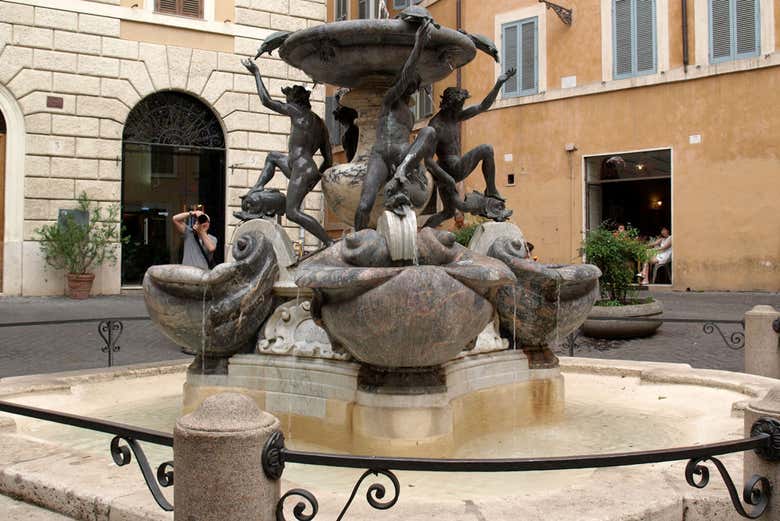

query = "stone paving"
[0,290,778,378]
[553,289,780,373]
[0,494,74,520]
[0,295,189,378]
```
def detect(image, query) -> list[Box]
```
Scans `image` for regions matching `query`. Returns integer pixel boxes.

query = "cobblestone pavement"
[0,295,189,378]
[553,290,780,372]
[0,291,778,378]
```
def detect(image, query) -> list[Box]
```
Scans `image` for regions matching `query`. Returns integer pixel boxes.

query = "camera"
[196,214,209,224]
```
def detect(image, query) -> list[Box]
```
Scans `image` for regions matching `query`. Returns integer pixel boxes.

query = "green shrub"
[453,223,478,246]
[36,192,125,274]
[581,224,650,304]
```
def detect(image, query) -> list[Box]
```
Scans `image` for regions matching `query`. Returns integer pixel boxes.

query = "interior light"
[636,163,645,171]
[656,200,663,207]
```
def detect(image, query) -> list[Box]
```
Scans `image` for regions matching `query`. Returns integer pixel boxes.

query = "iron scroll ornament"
[703,321,745,350]
[110,436,174,511]
[538,0,572,25]
[685,457,770,519]
[98,319,123,367]
[274,469,400,521]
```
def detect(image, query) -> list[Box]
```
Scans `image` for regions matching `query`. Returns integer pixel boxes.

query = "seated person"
[639,226,672,284]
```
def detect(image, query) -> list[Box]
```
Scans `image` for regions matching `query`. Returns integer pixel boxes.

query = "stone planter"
[66,273,95,299]
[581,300,663,339]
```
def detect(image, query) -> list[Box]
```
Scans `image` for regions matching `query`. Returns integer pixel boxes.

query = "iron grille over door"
[156,0,202,18]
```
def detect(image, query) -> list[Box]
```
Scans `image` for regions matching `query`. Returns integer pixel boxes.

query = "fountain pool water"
[2,362,753,503]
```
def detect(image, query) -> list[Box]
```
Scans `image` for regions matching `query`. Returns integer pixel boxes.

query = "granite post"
[744,305,780,378]
[174,393,281,521]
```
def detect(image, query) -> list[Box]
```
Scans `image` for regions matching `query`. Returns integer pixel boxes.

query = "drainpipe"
[456,0,463,142]
[682,0,689,73]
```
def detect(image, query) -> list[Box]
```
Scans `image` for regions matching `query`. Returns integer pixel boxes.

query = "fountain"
[144,8,601,456]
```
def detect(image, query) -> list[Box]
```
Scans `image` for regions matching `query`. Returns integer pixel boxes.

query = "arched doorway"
[0,111,6,292]
[122,91,226,285]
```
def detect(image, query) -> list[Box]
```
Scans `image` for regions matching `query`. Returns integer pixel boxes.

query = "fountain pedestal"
[183,349,564,457]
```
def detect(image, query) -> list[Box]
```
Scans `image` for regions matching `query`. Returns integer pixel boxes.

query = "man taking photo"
[172,208,217,270]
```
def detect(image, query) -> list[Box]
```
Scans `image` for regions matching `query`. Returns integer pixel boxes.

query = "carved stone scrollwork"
[258,300,351,360]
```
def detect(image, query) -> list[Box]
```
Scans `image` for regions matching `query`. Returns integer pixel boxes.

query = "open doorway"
[585,148,672,283]
[121,92,225,286]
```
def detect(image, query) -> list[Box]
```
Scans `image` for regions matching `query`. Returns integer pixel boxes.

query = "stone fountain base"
[183,349,563,457]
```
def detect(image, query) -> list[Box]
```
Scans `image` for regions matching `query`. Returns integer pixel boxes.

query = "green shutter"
[614,0,634,76]
[711,0,732,60]
[520,19,537,93]
[735,0,758,55]
[502,23,519,95]
[635,0,656,72]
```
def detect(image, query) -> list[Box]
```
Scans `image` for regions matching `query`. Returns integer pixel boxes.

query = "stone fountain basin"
[279,19,476,88]
[295,229,516,368]
[2,359,777,521]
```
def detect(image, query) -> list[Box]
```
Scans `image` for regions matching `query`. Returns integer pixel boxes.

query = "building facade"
[327,0,779,291]
[0,0,327,296]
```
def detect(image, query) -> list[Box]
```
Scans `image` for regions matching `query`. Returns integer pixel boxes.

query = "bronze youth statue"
[391,68,517,228]
[354,20,433,230]
[241,58,334,245]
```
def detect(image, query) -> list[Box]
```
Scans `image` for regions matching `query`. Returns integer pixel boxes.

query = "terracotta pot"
[66,273,95,299]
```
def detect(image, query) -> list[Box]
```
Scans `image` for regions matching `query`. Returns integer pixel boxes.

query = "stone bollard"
[174,392,281,521]
[744,305,780,379]
[744,387,780,520]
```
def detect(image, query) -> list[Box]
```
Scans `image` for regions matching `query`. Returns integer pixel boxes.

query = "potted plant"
[36,192,124,299]
[580,224,663,338]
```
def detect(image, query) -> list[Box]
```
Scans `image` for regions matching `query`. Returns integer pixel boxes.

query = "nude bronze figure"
[354,20,433,230]
[391,68,517,228]
[241,58,334,245]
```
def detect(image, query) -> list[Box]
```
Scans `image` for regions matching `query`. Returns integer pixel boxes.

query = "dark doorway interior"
[121,92,225,285]
[586,149,671,239]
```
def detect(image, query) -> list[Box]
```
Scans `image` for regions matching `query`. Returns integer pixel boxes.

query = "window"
[613,0,657,78]
[335,0,348,21]
[358,0,382,19]
[709,0,760,63]
[413,87,433,121]
[394,0,411,9]
[156,0,202,18]
[502,18,538,97]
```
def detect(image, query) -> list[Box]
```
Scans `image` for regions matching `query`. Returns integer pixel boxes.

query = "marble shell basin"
[487,237,602,347]
[279,19,476,88]
[296,229,515,368]
[143,230,278,359]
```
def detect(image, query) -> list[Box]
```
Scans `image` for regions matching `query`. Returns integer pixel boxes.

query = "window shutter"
[635,0,656,72]
[711,0,732,60]
[181,0,202,18]
[520,19,537,93]
[336,0,347,20]
[735,0,758,55]
[394,0,410,9]
[358,0,367,19]
[157,0,177,14]
[502,23,519,95]
[614,0,634,76]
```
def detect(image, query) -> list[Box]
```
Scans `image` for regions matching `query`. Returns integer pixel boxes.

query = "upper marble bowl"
[278,19,476,88]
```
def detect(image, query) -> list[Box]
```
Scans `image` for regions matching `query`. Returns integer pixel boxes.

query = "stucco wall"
[0,0,327,295]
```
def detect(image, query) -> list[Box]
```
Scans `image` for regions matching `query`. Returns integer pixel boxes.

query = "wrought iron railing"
[1,401,779,520]
[0,317,149,367]
[562,317,746,357]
